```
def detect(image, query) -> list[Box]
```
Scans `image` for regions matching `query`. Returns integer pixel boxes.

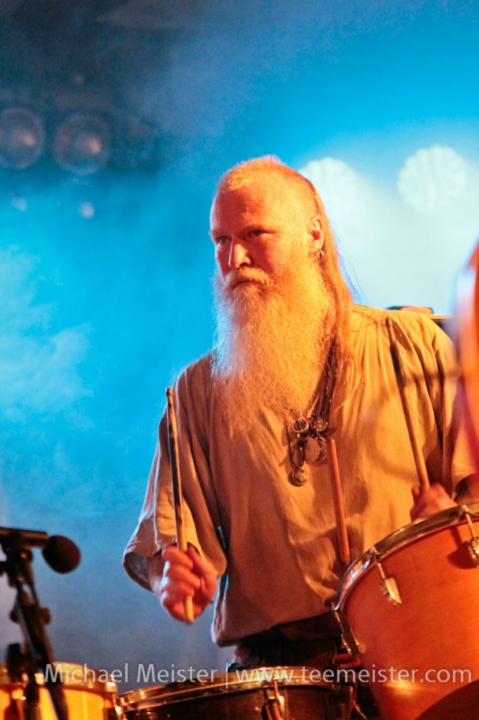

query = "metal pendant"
[304,435,328,463]
[289,467,308,486]
[291,417,310,439]
[305,437,321,462]
[314,417,328,434]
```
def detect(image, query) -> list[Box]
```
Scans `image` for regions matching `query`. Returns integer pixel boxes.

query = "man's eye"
[215,236,228,245]
[250,229,264,237]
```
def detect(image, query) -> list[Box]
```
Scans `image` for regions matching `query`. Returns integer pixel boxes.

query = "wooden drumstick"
[166,387,194,624]
[326,437,351,567]
[456,241,479,463]
[386,318,430,493]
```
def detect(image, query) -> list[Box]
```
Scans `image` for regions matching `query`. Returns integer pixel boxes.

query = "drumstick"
[166,387,194,624]
[386,318,430,493]
[326,437,351,566]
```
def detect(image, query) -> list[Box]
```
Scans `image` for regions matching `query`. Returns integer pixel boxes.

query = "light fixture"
[0,107,46,169]
[53,114,111,174]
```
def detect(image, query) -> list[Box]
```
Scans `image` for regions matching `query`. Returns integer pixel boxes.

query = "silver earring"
[317,249,325,263]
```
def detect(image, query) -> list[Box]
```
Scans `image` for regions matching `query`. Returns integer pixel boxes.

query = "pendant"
[314,417,328,434]
[291,416,310,439]
[304,434,328,463]
[305,437,321,462]
[289,467,308,486]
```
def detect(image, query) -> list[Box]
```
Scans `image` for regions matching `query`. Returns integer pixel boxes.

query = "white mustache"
[223,267,272,291]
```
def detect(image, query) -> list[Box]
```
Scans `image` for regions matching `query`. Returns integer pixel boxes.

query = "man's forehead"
[211,176,306,224]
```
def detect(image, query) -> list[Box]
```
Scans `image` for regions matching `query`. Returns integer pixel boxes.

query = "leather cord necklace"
[286,338,338,486]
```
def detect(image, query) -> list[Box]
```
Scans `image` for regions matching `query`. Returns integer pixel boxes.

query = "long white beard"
[211,257,335,430]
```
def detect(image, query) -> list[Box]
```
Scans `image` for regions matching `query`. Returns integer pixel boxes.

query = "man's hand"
[410,482,456,521]
[149,545,218,622]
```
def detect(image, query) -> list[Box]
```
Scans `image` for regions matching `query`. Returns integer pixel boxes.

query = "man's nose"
[228,240,251,268]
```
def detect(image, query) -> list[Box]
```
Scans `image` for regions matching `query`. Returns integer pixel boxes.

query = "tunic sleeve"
[123,358,227,590]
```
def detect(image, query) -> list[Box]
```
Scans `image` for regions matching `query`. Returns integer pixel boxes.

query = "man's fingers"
[162,562,201,590]
[160,552,202,598]
[186,546,218,597]
[162,545,193,568]
[159,571,196,618]
[410,482,456,521]
[186,545,217,577]
[160,577,208,621]
[162,598,195,622]
[160,568,198,593]
[163,544,216,581]
[156,544,218,621]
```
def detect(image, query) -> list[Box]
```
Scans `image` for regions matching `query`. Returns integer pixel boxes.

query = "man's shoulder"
[177,352,214,385]
[182,351,214,372]
[348,306,456,382]
[350,305,456,370]
[351,304,446,339]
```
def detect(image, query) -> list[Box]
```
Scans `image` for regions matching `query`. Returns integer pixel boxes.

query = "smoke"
[120,0,430,143]
[0,246,90,421]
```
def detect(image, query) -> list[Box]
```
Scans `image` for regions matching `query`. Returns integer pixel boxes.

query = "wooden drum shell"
[336,505,479,720]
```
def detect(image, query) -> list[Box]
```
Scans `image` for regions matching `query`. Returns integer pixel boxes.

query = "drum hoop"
[121,667,335,709]
[37,663,118,694]
[334,502,479,609]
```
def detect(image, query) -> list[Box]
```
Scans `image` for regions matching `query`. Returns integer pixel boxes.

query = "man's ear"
[308,215,324,254]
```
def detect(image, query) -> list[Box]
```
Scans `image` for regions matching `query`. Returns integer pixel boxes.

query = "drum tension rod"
[464,509,479,567]
[332,608,360,657]
[371,549,402,606]
[263,679,285,720]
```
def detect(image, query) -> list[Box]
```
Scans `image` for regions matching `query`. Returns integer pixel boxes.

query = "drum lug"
[263,680,285,720]
[105,705,125,720]
[467,537,479,565]
[464,509,479,566]
[372,549,402,606]
[379,575,402,605]
[336,684,355,720]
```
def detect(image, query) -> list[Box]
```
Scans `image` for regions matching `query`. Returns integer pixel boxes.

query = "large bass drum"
[121,667,353,720]
[335,503,479,720]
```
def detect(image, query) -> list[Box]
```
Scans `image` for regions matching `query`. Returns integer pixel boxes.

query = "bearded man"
[124,157,477,669]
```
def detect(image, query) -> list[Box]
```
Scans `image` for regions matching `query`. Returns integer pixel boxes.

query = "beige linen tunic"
[124,306,475,646]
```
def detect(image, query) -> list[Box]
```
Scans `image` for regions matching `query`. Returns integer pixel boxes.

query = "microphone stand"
[0,531,69,720]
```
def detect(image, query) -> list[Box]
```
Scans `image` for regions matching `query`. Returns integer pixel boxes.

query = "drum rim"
[45,662,118,694]
[120,666,336,709]
[335,502,479,608]
[0,662,117,694]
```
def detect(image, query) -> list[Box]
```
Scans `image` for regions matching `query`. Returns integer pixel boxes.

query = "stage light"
[0,108,45,169]
[53,114,111,174]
